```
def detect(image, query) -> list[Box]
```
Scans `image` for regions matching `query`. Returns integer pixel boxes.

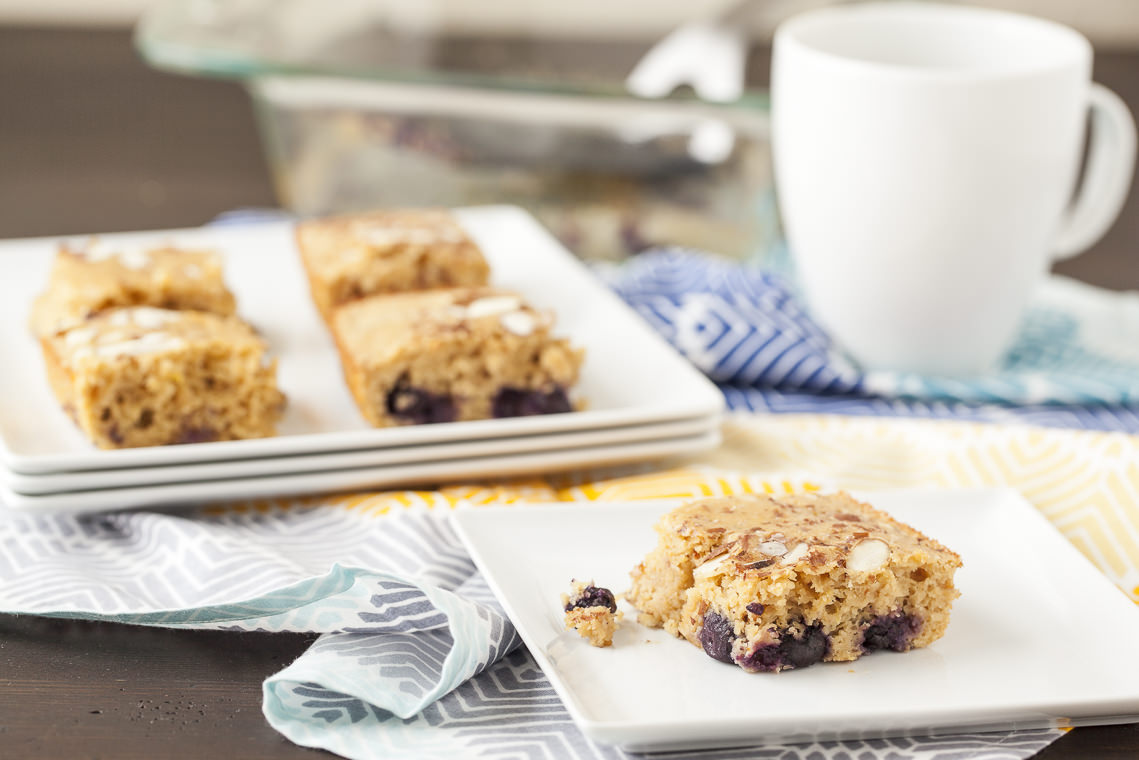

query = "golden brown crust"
[43,307,284,449]
[30,243,236,337]
[626,493,962,672]
[296,208,490,322]
[564,606,623,648]
[329,288,583,427]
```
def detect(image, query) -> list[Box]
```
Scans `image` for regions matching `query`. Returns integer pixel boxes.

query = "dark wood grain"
[0,26,276,237]
[0,616,322,759]
[0,25,1136,760]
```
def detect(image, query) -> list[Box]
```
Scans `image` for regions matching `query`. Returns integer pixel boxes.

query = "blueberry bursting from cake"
[626,492,962,673]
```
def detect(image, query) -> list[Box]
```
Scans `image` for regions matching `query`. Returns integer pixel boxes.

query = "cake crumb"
[562,580,623,648]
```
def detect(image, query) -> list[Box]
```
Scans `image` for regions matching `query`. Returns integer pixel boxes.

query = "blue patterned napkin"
[603,248,1139,411]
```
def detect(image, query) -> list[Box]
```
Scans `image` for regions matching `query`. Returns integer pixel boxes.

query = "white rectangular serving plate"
[0,429,720,513]
[0,205,723,474]
[451,489,1139,752]
[1,416,718,495]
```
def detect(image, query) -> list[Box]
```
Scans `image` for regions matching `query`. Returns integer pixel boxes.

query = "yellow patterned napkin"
[299,413,1138,603]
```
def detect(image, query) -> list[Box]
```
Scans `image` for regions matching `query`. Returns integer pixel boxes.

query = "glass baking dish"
[136,0,777,261]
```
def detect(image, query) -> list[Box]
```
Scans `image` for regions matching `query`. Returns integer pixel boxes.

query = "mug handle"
[1052,83,1137,261]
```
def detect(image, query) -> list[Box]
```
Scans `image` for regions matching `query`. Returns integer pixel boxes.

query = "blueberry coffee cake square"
[296,208,490,321]
[626,492,961,672]
[562,580,623,648]
[329,288,583,427]
[41,307,285,449]
[30,240,236,337]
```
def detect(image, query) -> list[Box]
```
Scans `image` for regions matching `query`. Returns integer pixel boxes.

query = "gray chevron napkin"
[0,492,1061,760]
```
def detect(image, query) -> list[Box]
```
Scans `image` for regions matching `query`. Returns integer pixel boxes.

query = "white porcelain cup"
[771,2,1136,376]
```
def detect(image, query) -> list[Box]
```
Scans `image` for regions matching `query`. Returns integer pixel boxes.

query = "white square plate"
[1,417,718,495]
[452,489,1139,752]
[0,206,723,473]
[0,429,720,513]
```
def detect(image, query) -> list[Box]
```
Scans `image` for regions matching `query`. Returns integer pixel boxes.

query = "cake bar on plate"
[41,306,285,449]
[30,240,236,337]
[330,288,583,427]
[626,492,962,672]
[296,208,490,321]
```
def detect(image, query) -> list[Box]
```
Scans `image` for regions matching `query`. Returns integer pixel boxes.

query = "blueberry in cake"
[562,580,623,648]
[625,492,961,672]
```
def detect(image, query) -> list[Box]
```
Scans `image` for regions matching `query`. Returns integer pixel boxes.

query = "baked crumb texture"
[296,208,491,322]
[562,580,623,648]
[331,287,583,427]
[41,307,285,449]
[626,493,962,673]
[30,241,236,337]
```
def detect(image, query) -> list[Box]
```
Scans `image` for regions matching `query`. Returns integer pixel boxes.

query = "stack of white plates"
[0,206,723,513]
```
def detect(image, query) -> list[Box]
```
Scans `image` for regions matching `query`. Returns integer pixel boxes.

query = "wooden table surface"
[1,26,1138,759]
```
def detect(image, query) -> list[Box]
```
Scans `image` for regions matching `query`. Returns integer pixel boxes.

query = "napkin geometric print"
[604,248,1139,406]
[8,219,1138,759]
[0,456,1080,760]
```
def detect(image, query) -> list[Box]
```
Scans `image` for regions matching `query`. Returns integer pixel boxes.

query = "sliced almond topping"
[465,295,523,319]
[118,249,151,270]
[780,542,810,565]
[757,540,787,557]
[63,327,97,347]
[847,538,890,573]
[79,239,115,261]
[128,307,178,330]
[94,333,185,358]
[500,310,536,336]
[693,552,733,580]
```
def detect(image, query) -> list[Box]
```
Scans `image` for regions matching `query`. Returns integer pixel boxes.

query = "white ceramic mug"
[771,2,1136,376]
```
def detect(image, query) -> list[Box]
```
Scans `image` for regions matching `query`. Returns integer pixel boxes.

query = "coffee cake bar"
[296,209,490,321]
[626,493,961,672]
[42,307,285,449]
[30,240,236,337]
[330,288,583,427]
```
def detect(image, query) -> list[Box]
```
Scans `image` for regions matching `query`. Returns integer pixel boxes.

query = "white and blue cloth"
[605,249,1139,432]
[4,244,1137,760]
